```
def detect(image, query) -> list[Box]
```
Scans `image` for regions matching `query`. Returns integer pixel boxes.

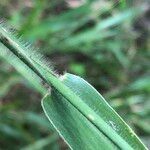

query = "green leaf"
[0,23,147,150]
[42,93,116,150]
[42,73,147,150]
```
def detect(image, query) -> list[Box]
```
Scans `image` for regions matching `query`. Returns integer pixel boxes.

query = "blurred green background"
[0,0,150,149]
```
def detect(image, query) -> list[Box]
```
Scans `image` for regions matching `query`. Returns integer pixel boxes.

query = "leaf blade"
[42,91,117,150]
[42,73,147,150]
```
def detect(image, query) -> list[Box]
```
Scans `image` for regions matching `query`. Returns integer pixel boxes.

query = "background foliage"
[0,0,149,149]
